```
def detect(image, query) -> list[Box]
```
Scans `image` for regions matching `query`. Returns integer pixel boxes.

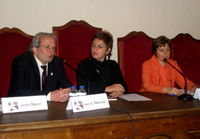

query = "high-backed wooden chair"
[53,20,102,86]
[0,28,33,97]
[118,32,154,93]
[171,34,200,86]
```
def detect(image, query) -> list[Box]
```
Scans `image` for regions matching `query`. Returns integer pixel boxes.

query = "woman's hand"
[162,87,182,96]
[109,91,123,98]
[191,85,199,92]
[105,84,124,98]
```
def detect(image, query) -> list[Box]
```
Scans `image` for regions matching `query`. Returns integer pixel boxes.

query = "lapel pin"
[51,72,53,76]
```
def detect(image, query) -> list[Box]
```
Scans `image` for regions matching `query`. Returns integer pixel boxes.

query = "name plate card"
[67,93,110,113]
[66,92,87,110]
[2,95,48,114]
[194,88,200,100]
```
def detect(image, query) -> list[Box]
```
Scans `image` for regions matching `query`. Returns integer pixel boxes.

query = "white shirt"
[34,55,51,101]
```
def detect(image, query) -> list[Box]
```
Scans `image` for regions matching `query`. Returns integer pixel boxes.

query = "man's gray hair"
[28,32,56,53]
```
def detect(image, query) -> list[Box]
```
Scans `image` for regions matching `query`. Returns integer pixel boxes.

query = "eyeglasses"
[40,46,56,51]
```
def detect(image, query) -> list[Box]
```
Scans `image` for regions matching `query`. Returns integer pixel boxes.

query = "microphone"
[163,58,192,100]
[60,58,90,95]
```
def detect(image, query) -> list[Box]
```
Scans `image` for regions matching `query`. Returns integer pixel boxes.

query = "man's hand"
[51,87,71,102]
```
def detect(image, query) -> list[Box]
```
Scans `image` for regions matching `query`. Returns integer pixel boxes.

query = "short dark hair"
[91,30,113,58]
[152,36,172,55]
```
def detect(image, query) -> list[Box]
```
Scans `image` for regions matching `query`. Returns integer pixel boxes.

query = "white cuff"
[46,92,51,101]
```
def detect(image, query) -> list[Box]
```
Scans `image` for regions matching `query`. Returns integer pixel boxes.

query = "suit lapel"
[46,60,55,90]
[29,53,40,86]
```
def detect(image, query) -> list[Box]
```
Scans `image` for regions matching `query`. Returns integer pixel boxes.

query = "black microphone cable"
[163,58,193,100]
[60,58,90,95]
[110,106,135,139]
[60,58,134,137]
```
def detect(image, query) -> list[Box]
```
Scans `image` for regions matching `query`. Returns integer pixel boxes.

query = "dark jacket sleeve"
[109,60,128,94]
[53,57,72,89]
[7,54,71,97]
[7,56,48,97]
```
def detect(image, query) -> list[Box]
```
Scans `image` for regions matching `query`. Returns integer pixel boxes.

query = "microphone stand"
[61,58,90,95]
[163,58,193,100]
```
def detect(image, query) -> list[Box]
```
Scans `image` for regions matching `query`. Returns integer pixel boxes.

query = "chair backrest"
[171,34,200,86]
[53,20,102,86]
[0,28,33,97]
[118,32,153,93]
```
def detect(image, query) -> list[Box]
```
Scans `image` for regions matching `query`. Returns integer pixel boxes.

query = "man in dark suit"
[7,32,72,102]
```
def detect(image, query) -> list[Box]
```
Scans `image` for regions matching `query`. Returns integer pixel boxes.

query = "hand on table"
[51,87,71,102]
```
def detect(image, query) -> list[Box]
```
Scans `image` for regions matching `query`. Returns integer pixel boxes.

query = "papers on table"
[107,96,117,101]
[121,94,152,101]
[194,88,200,100]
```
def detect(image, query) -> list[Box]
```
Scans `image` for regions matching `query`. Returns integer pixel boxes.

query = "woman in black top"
[76,30,128,98]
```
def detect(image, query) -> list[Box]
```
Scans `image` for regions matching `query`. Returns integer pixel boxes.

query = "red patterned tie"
[41,65,47,91]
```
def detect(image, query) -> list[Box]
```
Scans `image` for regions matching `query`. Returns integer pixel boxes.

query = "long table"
[1,92,200,139]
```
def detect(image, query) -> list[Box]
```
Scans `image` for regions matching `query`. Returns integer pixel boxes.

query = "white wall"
[1,0,200,61]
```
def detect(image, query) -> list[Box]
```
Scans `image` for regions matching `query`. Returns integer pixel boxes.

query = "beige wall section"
[0,0,200,61]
